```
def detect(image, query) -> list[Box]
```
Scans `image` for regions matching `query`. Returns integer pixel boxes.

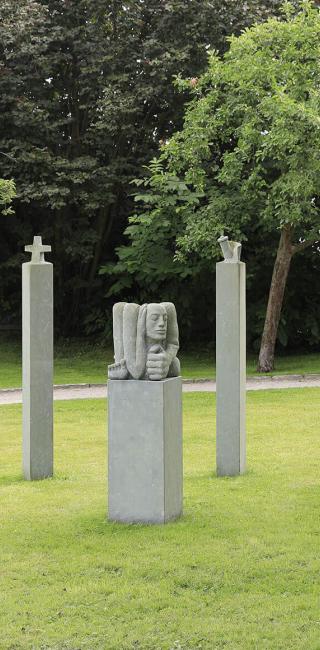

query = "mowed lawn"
[0,389,319,649]
[1,337,320,387]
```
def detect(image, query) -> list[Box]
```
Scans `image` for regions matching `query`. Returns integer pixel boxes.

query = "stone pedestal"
[108,377,183,524]
[22,258,53,480]
[216,261,246,476]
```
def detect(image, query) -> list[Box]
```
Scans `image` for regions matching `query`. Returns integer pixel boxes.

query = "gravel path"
[1,374,320,405]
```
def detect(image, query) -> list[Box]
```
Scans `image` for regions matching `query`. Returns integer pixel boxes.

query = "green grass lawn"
[0,389,319,649]
[1,337,320,388]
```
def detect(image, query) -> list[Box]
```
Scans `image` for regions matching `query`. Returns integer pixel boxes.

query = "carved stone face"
[146,304,168,341]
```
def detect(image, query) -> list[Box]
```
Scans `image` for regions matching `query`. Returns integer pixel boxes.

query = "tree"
[0,178,15,215]
[0,0,283,335]
[113,1,320,369]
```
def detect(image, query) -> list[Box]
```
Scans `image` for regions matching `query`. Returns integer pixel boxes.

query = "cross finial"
[25,235,51,263]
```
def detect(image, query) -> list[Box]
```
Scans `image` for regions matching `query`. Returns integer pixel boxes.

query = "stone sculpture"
[218,234,242,263]
[108,300,183,524]
[108,302,180,381]
[22,235,53,480]
[216,235,246,476]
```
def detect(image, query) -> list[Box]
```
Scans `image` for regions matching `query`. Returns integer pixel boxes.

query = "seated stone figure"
[108,302,180,381]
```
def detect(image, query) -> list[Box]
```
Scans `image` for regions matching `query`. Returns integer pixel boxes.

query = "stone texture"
[108,302,180,381]
[108,377,183,523]
[216,258,246,476]
[217,235,242,262]
[22,237,53,480]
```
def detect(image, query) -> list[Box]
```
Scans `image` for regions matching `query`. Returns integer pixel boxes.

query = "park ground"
[1,337,320,388]
[0,388,320,649]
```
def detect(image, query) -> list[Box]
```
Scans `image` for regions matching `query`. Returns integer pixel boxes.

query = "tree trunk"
[257,225,294,373]
[86,203,117,294]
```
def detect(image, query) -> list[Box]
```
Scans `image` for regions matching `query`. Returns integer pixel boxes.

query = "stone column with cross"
[22,235,53,480]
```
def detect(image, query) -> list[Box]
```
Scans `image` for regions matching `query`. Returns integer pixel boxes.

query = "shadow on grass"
[0,472,74,487]
[0,473,24,487]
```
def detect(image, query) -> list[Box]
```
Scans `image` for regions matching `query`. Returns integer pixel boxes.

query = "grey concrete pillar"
[22,236,53,480]
[108,377,183,524]
[216,259,246,476]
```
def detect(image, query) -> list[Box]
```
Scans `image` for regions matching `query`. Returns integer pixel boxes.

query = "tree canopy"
[111,1,320,364]
[3,0,316,355]
[0,178,15,215]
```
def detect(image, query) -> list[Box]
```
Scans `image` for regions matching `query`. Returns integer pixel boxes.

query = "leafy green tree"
[0,0,283,335]
[0,178,15,215]
[115,1,320,369]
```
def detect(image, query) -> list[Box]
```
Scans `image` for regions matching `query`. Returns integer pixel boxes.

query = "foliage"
[1,390,320,648]
[113,1,320,348]
[279,244,320,347]
[0,178,15,215]
[0,0,284,336]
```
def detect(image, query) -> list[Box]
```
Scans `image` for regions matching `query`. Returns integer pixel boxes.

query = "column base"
[108,377,183,524]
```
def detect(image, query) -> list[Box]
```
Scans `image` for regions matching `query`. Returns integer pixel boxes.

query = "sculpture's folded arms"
[108,302,180,381]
